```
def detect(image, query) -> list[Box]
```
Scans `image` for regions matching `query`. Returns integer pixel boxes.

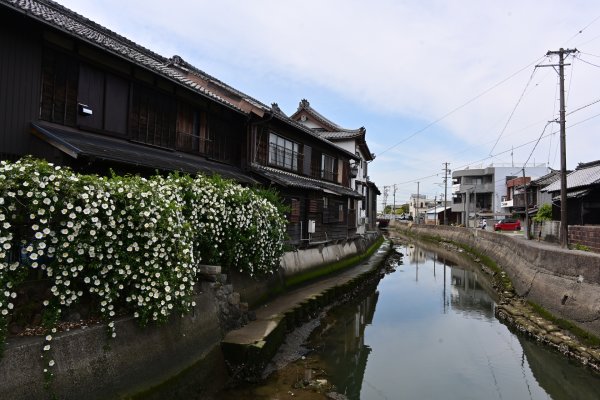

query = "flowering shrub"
[0,157,287,359]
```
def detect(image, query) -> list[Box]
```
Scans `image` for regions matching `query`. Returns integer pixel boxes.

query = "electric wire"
[377,56,546,157]
[489,67,538,155]
[576,56,600,68]
[565,15,600,44]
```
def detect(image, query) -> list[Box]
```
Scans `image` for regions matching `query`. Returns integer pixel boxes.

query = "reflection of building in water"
[518,335,600,399]
[405,245,427,264]
[313,291,379,399]
[450,267,495,319]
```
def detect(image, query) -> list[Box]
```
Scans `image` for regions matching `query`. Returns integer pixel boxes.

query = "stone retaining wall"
[0,233,381,399]
[0,282,223,400]
[569,225,600,253]
[391,222,600,338]
[231,233,381,307]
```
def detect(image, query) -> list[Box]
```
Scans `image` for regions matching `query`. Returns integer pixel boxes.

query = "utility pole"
[382,186,389,216]
[544,48,577,248]
[392,184,397,220]
[416,181,420,224]
[523,168,529,240]
[443,163,450,225]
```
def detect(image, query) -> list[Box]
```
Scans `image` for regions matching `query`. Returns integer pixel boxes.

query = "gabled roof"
[290,99,375,161]
[270,103,360,161]
[543,161,600,192]
[291,99,365,135]
[1,0,360,162]
[1,0,244,114]
[530,169,560,187]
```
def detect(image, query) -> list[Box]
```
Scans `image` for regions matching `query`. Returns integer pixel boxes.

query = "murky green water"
[144,242,600,399]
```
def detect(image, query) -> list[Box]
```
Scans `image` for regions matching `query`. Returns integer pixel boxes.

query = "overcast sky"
[56,0,600,207]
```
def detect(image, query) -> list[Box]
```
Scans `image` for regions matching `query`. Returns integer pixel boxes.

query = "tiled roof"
[1,1,362,163]
[320,130,365,140]
[251,164,363,199]
[32,122,259,184]
[291,99,374,161]
[1,0,243,114]
[293,99,364,134]
[270,105,360,161]
[531,170,561,187]
[543,162,600,192]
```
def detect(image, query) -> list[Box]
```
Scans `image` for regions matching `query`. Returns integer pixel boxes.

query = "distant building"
[542,160,600,225]
[451,164,549,226]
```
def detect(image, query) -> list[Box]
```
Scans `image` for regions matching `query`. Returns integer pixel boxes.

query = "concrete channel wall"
[392,222,600,338]
[0,233,381,399]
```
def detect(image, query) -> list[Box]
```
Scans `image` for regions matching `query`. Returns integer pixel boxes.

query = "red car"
[494,219,521,231]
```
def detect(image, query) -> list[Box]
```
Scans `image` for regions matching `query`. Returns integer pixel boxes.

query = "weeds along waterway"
[142,240,600,399]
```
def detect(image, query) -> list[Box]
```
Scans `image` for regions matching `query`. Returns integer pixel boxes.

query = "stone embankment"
[0,234,383,399]
[390,222,600,374]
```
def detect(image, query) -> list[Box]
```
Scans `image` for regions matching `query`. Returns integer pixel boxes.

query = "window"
[290,198,300,223]
[40,48,79,126]
[269,133,299,171]
[129,83,176,148]
[321,154,336,181]
[176,102,209,154]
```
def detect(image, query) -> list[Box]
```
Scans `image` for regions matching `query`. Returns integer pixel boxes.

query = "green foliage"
[533,203,552,223]
[0,157,287,362]
[572,243,591,252]
[528,301,600,347]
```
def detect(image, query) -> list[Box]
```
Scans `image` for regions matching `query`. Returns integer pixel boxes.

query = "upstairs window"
[269,133,299,171]
[40,48,79,127]
[321,154,336,181]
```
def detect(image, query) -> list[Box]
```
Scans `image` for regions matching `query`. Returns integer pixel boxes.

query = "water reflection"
[206,241,600,400]
[308,292,379,399]
[309,242,600,400]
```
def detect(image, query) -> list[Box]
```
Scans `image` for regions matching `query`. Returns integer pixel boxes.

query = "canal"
[143,240,600,399]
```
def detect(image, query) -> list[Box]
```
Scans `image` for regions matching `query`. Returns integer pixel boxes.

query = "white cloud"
[56,0,600,201]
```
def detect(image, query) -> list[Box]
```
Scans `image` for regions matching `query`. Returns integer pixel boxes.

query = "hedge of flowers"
[0,157,287,364]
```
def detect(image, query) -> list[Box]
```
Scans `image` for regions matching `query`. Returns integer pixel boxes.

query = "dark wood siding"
[77,63,104,130]
[0,12,42,160]
[129,83,176,148]
[40,47,78,127]
[104,73,129,135]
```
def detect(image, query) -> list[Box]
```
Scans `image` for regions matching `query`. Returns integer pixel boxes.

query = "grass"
[284,235,385,288]
[528,301,600,347]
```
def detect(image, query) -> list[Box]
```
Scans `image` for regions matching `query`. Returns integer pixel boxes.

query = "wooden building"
[0,0,375,246]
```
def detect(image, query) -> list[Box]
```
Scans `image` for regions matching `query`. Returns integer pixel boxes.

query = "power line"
[377,56,546,157]
[576,56,600,68]
[489,67,538,155]
[565,15,600,45]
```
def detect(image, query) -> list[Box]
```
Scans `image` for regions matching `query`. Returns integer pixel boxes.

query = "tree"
[533,203,552,223]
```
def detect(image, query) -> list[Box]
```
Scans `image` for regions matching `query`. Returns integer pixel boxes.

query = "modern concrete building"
[451,163,549,226]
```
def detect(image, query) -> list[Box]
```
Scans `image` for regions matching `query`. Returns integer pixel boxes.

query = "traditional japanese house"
[290,99,379,233]
[0,0,256,183]
[0,0,369,246]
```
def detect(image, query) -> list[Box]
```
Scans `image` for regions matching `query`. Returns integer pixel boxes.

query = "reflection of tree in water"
[449,267,495,320]
[518,336,600,400]
[308,290,380,400]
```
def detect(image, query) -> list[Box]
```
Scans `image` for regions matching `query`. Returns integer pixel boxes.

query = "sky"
[55,0,600,209]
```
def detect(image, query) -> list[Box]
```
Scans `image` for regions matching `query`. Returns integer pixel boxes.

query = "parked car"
[494,219,521,231]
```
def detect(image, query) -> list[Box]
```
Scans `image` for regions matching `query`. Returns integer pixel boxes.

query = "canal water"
[144,241,600,399]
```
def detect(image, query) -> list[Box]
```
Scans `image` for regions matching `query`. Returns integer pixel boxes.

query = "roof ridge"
[296,99,364,133]
[2,0,244,113]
